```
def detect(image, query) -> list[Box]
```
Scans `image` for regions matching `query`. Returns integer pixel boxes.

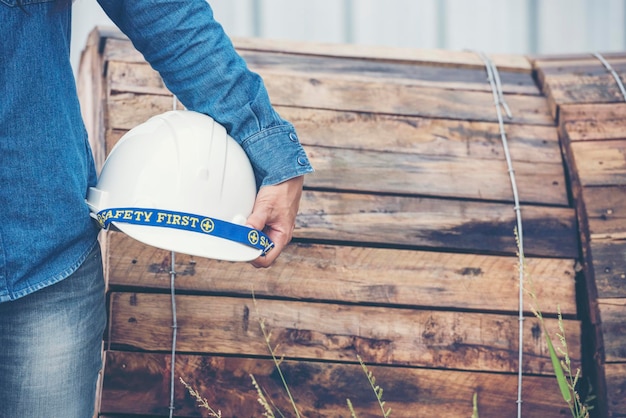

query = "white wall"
[71,0,626,71]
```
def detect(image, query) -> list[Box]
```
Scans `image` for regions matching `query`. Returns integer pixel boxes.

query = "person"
[0,0,313,417]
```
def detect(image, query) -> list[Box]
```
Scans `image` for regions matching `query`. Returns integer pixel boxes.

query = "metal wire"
[593,52,626,101]
[168,251,178,418]
[168,94,179,418]
[476,51,525,418]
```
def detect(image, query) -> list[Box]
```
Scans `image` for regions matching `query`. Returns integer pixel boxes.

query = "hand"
[246,175,304,268]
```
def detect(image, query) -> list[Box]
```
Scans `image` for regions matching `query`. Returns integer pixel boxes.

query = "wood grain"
[101,31,533,72]
[534,56,626,116]
[78,28,597,418]
[560,103,626,142]
[598,299,626,363]
[107,292,580,375]
[605,362,626,416]
[592,241,626,299]
[582,186,626,239]
[106,232,578,315]
[100,351,572,418]
[295,191,578,258]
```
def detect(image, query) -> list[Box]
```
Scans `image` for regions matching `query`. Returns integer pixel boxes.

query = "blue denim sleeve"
[97,0,313,188]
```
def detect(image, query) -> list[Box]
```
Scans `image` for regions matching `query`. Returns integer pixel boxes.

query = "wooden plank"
[570,140,626,187]
[530,52,626,63]
[105,103,568,205]
[534,58,626,118]
[556,106,616,417]
[108,292,580,375]
[232,37,534,73]
[306,145,567,205]
[255,73,554,126]
[108,106,563,162]
[100,351,572,417]
[77,28,107,172]
[106,93,180,138]
[534,59,626,113]
[104,50,537,100]
[289,107,565,205]
[105,71,554,128]
[285,107,568,205]
[605,362,626,416]
[106,62,167,96]
[560,103,626,142]
[536,56,626,78]
[104,127,568,206]
[237,50,539,95]
[583,186,626,239]
[296,191,578,258]
[106,233,578,316]
[598,298,626,363]
[278,107,562,161]
[99,29,533,72]
[592,240,626,299]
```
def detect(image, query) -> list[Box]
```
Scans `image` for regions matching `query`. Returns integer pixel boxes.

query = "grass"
[519,229,594,418]
[181,282,592,417]
[179,229,592,417]
[355,354,391,418]
[179,377,222,418]
[181,291,394,417]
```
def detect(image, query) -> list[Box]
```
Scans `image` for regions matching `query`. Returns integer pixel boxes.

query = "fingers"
[245,176,304,268]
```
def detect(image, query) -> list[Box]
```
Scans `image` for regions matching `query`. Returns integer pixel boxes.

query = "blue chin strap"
[94,207,274,256]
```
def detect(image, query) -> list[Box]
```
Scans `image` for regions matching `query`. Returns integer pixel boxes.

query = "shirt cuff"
[241,124,314,188]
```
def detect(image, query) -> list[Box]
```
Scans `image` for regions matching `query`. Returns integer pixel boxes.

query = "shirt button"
[289,133,298,142]
[297,156,307,166]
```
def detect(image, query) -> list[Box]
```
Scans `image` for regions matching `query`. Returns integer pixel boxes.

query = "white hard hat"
[86,110,273,262]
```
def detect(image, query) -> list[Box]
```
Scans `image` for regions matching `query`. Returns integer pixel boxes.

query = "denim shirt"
[0,0,313,302]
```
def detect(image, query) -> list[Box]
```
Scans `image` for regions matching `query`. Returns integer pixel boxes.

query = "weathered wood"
[278,107,562,160]
[592,241,626,299]
[107,102,562,160]
[101,30,532,72]
[554,96,619,417]
[106,232,578,315]
[582,186,626,239]
[105,74,554,129]
[530,51,626,63]
[234,38,531,72]
[233,37,534,72]
[108,292,580,375]
[77,28,107,172]
[534,56,626,116]
[296,191,578,258]
[106,93,182,137]
[605,362,626,416]
[285,107,567,205]
[560,103,626,142]
[106,101,568,205]
[100,351,572,418]
[79,27,597,417]
[306,145,567,204]
[105,53,539,108]
[237,50,539,95]
[104,130,567,206]
[598,299,626,363]
[535,56,626,73]
[261,72,555,126]
[569,140,626,187]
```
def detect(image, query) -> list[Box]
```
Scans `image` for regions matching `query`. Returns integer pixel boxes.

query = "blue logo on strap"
[95,207,273,255]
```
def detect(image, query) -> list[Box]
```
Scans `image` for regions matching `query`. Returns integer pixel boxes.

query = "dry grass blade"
[357,355,391,417]
[179,377,222,417]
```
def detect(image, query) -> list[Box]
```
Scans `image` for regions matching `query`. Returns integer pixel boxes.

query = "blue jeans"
[0,243,106,418]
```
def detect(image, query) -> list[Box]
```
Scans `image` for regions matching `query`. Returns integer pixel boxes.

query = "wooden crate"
[534,52,626,418]
[78,27,586,417]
